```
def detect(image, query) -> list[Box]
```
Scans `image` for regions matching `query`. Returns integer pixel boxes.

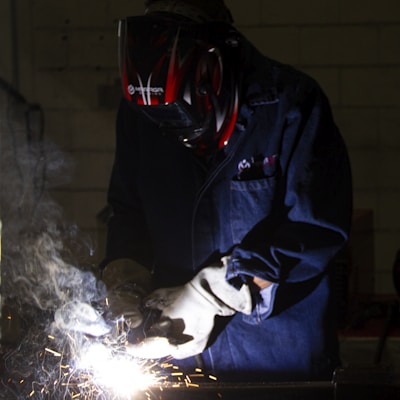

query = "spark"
[45,347,62,357]
[1,306,219,399]
[170,372,184,377]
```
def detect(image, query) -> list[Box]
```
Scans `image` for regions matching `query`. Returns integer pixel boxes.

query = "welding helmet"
[118,15,241,154]
[144,0,234,24]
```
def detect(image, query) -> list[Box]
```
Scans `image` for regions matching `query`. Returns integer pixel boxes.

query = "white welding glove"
[102,258,152,329]
[126,257,252,360]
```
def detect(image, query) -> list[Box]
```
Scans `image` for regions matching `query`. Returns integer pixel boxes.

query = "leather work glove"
[126,257,252,360]
[102,258,152,329]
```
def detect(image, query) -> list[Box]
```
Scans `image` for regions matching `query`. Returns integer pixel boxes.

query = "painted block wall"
[1,0,400,294]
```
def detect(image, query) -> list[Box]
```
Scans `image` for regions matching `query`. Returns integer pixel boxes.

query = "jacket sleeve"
[102,99,153,268]
[226,79,353,317]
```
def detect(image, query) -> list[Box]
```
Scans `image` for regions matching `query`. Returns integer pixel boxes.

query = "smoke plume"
[0,79,106,398]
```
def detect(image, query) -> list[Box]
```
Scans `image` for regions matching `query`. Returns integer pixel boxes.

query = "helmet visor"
[119,15,240,152]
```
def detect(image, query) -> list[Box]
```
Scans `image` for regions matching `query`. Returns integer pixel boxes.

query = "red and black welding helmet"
[118,15,241,154]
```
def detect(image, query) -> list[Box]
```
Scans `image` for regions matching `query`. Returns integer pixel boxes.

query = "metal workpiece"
[133,371,400,400]
[146,380,335,400]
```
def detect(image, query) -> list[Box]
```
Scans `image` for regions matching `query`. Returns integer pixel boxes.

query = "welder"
[100,0,352,382]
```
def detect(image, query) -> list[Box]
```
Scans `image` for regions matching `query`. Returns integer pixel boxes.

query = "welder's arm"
[105,99,154,267]
[226,83,352,319]
[126,257,252,360]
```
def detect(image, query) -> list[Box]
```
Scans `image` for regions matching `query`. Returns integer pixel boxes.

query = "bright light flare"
[76,342,158,398]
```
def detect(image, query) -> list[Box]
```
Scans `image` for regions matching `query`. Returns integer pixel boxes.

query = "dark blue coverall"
[104,33,352,382]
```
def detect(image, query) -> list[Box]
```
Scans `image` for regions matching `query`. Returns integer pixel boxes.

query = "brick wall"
[1,0,400,294]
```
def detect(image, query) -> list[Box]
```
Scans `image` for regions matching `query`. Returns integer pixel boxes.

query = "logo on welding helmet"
[127,84,164,96]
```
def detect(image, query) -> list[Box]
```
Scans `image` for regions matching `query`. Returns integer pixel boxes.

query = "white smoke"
[0,79,104,315]
[0,79,110,398]
[0,80,107,334]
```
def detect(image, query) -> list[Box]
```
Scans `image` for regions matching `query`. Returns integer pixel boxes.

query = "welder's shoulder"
[265,58,323,104]
[240,36,322,101]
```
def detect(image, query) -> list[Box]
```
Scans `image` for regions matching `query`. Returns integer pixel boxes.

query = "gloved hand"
[126,256,252,359]
[102,258,152,329]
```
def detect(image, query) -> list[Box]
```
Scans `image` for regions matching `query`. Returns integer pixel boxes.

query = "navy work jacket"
[105,36,352,382]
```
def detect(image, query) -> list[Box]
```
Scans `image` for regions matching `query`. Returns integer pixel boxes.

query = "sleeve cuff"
[257,283,278,317]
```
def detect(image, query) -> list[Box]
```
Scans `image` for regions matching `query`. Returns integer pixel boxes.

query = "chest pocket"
[230,176,276,243]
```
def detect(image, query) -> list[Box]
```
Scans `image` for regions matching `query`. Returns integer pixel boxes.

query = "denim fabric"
[256,283,277,318]
[105,33,352,381]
